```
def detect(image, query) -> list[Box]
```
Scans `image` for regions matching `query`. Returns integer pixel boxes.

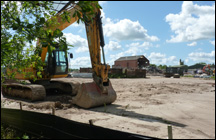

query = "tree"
[195,62,207,65]
[158,64,167,70]
[149,64,157,67]
[1,1,101,82]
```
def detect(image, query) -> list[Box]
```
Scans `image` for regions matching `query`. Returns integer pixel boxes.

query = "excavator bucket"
[71,82,117,109]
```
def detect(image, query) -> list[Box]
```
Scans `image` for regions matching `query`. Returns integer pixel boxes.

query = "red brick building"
[112,55,149,69]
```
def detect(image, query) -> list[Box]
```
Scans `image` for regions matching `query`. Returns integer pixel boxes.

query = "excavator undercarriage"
[2,80,76,101]
[2,78,117,108]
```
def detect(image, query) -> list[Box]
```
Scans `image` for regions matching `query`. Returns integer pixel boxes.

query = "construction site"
[1,1,215,139]
[1,74,215,139]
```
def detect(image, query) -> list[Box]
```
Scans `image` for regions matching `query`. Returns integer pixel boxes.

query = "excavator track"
[47,80,80,96]
[2,83,46,101]
[1,80,80,101]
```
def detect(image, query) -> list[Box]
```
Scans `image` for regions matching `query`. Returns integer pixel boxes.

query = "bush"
[1,123,29,139]
[108,73,126,78]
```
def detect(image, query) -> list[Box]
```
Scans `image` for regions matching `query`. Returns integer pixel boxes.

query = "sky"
[61,1,215,69]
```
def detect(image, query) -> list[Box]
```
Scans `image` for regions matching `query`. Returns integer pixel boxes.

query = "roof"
[115,55,147,61]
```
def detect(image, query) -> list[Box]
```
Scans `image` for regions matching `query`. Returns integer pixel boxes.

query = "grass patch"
[182,75,194,78]
[1,123,29,139]
[1,123,43,139]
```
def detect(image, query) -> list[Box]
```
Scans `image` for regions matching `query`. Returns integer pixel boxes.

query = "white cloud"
[64,33,88,53]
[155,44,160,48]
[105,41,122,51]
[100,9,112,25]
[99,1,107,6]
[126,42,153,50]
[210,40,215,46]
[68,21,85,29]
[187,50,215,63]
[166,1,215,43]
[187,41,197,46]
[124,47,140,56]
[185,58,189,64]
[69,57,91,69]
[148,52,178,65]
[103,19,159,42]
[195,48,203,52]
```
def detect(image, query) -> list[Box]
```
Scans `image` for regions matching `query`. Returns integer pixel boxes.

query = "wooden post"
[19,102,22,110]
[52,107,55,115]
[89,119,94,125]
[168,125,173,139]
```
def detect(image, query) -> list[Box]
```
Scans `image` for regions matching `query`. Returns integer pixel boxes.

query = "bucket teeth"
[71,82,117,109]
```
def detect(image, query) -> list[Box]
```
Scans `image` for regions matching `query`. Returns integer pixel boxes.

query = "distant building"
[165,59,188,76]
[169,65,188,76]
[112,55,149,69]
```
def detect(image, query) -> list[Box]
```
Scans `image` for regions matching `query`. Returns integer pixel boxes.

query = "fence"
[1,108,156,139]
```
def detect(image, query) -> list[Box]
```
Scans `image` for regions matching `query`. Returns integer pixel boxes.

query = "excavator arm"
[85,9,110,92]
[52,2,111,93]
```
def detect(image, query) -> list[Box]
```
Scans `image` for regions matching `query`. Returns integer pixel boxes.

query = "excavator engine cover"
[71,82,117,109]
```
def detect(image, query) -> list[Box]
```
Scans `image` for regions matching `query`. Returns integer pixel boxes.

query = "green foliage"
[1,123,29,139]
[183,75,194,78]
[1,1,102,82]
[68,68,79,72]
[195,62,207,65]
[158,64,167,70]
[74,1,102,24]
[149,64,157,67]
[1,1,53,81]
[108,73,127,78]
[22,134,29,139]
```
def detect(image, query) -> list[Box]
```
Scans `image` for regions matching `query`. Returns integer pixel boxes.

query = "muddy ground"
[1,76,215,139]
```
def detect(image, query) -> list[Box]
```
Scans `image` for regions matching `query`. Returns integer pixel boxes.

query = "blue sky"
[62,1,215,69]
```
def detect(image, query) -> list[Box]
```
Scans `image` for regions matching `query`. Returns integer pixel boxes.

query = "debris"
[55,101,63,109]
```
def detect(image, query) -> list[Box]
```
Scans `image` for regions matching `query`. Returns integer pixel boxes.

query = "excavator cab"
[44,49,69,76]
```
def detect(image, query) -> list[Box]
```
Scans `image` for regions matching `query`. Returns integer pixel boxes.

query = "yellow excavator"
[2,2,117,109]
